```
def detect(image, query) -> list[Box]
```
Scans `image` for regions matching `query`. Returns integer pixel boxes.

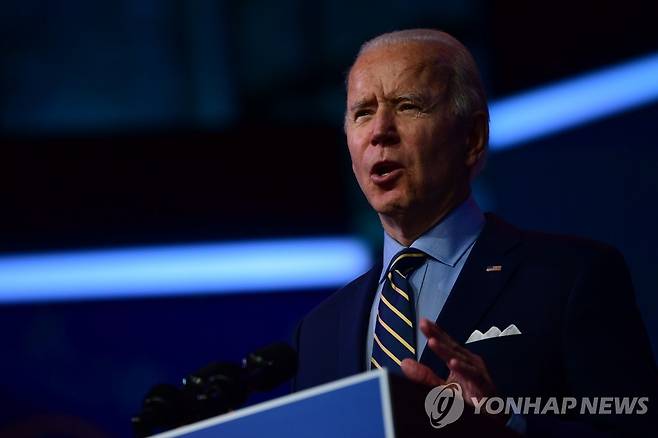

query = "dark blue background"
[1,1,656,436]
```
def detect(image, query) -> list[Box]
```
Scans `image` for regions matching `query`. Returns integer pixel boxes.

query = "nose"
[370,107,400,147]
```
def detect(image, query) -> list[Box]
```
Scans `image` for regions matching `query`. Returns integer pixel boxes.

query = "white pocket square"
[465,324,522,344]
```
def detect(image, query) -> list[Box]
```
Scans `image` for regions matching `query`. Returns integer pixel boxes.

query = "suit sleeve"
[526,246,658,437]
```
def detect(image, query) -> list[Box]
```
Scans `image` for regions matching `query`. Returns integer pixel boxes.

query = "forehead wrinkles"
[348,51,451,104]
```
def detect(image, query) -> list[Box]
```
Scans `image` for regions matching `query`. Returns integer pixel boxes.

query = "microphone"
[130,384,193,437]
[182,361,246,422]
[243,342,298,392]
[131,343,297,437]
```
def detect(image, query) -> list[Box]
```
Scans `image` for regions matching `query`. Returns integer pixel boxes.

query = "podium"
[151,369,515,437]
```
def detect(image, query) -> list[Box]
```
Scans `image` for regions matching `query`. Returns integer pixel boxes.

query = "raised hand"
[401,318,497,405]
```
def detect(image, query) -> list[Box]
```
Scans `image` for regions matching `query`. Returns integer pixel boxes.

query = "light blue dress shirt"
[365,195,485,366]
[363,195,527,435]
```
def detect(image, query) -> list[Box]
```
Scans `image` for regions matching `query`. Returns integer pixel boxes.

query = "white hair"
[350,29,489,176]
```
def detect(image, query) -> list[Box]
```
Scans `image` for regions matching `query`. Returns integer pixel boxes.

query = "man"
[292,29,657,436]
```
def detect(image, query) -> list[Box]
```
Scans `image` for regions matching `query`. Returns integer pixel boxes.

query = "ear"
[464,111,488,169]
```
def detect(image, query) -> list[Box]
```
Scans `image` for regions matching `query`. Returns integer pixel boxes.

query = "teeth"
[381,172,390,177]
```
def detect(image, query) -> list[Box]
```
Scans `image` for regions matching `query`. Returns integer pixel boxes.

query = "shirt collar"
[379,195,485,282]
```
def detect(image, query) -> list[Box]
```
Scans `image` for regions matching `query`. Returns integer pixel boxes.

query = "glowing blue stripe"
[0,238,372,303]
[490,52,658,150]
[5,54,657,303]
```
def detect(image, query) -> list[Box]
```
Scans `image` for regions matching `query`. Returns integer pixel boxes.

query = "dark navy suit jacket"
[293,214,657,436]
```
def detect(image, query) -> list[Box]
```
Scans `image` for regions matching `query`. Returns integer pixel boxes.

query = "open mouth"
[371,160,403,177]
[370,160,404,185]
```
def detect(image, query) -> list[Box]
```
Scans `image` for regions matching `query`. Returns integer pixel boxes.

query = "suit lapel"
[337,263,382,378]
[420,214,523,377]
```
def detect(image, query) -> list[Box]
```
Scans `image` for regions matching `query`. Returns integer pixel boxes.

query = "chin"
[368,193,409,216]
[361,178,413,214]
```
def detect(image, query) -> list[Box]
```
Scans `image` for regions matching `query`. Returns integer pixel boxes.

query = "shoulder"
[301,265,380,323]
[292,265,381,390]
[486,213,627,270]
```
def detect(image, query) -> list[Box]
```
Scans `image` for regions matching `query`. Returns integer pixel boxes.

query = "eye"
[353,109,373,121]
[398,102,421,112]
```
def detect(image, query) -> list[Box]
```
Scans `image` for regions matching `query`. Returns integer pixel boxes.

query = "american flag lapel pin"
[486,265,502,272]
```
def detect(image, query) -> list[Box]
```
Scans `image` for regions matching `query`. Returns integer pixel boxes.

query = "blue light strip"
[489,52,658,150]
[0,238,372,303]
[4,53,658,304]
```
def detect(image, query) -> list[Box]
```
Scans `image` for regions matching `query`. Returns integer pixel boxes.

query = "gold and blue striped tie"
[370,248,427,371]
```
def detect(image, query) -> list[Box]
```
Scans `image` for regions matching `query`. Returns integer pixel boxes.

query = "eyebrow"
[348,98,375,113]
[348,92,432,113]
[390,92,430,106]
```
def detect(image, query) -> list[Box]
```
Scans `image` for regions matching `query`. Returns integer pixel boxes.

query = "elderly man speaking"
[292,29,657,436]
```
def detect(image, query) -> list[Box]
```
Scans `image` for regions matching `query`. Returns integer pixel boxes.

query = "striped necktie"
[370,248,427,371]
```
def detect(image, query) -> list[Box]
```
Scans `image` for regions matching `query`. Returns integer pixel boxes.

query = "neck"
[379,189,470,246]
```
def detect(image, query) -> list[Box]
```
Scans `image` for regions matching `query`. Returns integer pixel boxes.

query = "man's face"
[345,43,471,219]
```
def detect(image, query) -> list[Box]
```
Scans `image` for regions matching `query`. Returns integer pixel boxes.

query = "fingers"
[401,359,445,387]
[416,319,496,399]
[449,357,481,380]
[421,319,472,365]
[420,318,459,350]
[448,357,496,400]
[427,337,469,362]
